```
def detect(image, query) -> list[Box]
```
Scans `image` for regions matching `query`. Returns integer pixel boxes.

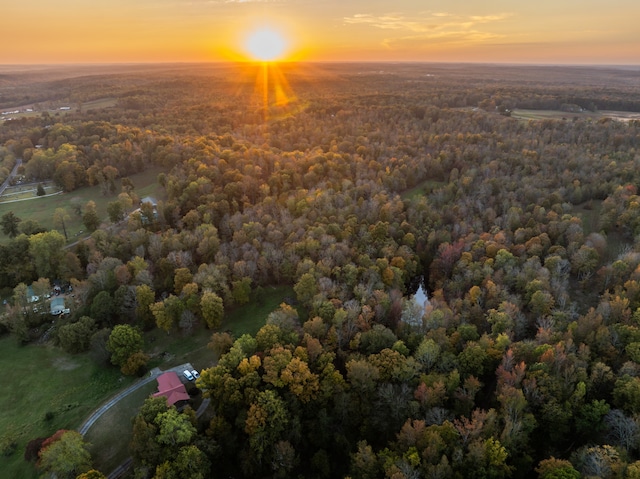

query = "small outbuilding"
[153,371,190,406]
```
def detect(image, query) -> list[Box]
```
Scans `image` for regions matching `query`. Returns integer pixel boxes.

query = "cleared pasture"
[0,167,165,244]
[0,336,133,479]
[511,108,640,122]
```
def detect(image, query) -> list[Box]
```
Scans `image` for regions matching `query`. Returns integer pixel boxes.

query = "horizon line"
[1,60,639,69]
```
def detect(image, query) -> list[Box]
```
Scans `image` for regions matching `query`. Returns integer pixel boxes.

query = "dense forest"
[2,62,640,478]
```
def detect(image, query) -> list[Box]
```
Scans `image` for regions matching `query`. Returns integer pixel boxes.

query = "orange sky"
[1,0,639,64]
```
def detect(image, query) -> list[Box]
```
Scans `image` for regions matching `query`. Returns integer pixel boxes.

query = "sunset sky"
[2,0,639,64]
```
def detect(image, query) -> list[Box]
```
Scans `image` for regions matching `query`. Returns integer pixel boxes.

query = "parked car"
[191,369,200,379]
[183,370,194,381]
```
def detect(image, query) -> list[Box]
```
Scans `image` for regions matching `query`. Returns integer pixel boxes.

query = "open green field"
[82,98,117,111]
[510,109,600,121]
[511,108,640,122]
[0,166,166,245]
[401,179,446,201]
[223,285,296,336]
[0,182,60,202]
[0,337,134,479]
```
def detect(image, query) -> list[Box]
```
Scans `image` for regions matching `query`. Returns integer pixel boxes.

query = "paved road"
[0,158,22,196]
[78,362,193,436]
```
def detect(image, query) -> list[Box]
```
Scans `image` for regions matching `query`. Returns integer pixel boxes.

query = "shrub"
[24,437,46,462]
[0,435,17,457]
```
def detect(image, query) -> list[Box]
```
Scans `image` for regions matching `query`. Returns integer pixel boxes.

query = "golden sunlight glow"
[245,28,287,61]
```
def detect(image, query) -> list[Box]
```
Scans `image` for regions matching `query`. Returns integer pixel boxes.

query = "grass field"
[1,98,116,123]
[223,285,296,336]
[0,166,166,245]
[84,381,158,474]
[82,98,117,111]
[510,108,640,122]
[401,179,446,201]
[0,182,60,202]
[0,337,134,479]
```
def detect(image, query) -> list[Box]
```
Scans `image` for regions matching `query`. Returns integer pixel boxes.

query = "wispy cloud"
[344,11,512,49]
[223,0,280,3]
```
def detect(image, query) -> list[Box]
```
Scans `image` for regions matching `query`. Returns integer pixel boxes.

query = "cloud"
[343,11,511,49]
[344,13,436,32]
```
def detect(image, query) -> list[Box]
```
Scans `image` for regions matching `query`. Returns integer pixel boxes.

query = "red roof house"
[153,371,190,406]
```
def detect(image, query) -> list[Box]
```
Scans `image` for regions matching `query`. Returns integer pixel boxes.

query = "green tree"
[173,445,211,479]
[1,212,21,238]
[174,267,193,295]
[19,219,46,236]
[245,390,289,464]
[151,300,170,333]
[38,430,91,479]
[155,408,197,447]
[76,470,107,479]
[106,324,144,368]
[151,295,185,333]
[36,183,45,196]
[130,397,168,467]
[135,284,156,327]
[535,457,580,479]
[529,290,555,317]
[57,316,96,353]
[106,200,124,223]
[294,272,318,305]
[200,291,224,329]
[231,277,252,306]
[82,200,100,232]
[90,291,115,326]
[28,230,65,278]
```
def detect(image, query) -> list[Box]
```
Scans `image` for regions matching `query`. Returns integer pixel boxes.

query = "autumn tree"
[38,430,92,479]
[200,291,224,329]
[82,200,100,232]
[135,284,156,328]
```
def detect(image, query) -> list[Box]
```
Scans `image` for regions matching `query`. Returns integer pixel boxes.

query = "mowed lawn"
[0,336,134,479]
[0,166,166,244]
[84,380,159,475]
[78,284,296,475]
[401,179,446,201]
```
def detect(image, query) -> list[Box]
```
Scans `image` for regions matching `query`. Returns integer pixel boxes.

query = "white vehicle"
[183,370,194,381]
[191,370,200,379]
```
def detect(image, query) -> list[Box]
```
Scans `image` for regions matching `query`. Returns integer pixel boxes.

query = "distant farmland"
[0,167,165,244]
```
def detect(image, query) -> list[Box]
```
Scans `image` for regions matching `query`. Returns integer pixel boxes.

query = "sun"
[245,28,287,61]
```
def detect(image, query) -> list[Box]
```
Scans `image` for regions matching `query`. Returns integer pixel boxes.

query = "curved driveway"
[79,363,211,479]
[78,362,194,436]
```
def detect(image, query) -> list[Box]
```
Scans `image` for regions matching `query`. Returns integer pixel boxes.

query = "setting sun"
[245,28,287,62]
